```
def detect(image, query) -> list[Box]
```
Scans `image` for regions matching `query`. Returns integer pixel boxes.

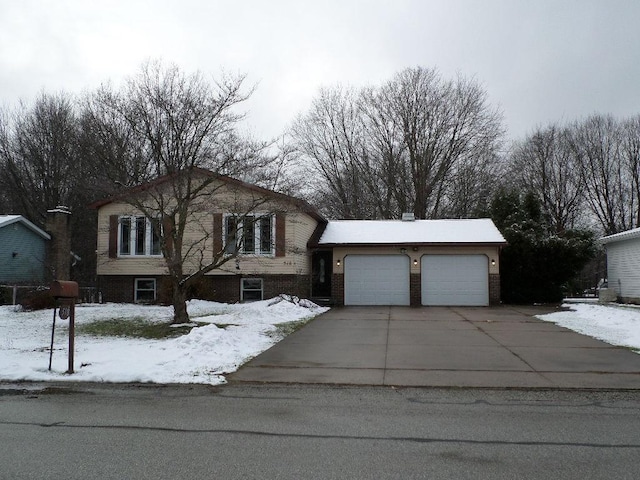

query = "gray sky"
[1,0,639,141]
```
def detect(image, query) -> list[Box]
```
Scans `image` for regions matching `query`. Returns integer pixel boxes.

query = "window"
[241,278,263,302]
[224,214,274,255]
[135,278,156,303]
[119,216,161,256]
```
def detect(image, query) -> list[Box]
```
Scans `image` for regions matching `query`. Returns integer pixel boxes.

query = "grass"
[77,317,206,339]
[75,313,312,341]
[268,317,312,340]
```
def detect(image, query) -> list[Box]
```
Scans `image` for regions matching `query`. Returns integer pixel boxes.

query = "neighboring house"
[0,215,51,284]
[91,171,506,306]
[601,227,640,304]
[314,218,506,306]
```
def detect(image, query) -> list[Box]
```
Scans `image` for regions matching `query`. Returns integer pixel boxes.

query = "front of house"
[93,171,505,306]
[92,172,325,304]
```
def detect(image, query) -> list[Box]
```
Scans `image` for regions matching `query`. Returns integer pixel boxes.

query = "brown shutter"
[213,213,223,255]
[108,215,118,258]
[275,213,286,257]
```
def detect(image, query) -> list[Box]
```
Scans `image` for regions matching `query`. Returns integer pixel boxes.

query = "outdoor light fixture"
[491,259,496,266]
[336,259,341,267]
[413,259,418,266]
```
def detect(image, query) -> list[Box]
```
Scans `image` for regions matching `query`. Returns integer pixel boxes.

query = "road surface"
[1,383,639,479]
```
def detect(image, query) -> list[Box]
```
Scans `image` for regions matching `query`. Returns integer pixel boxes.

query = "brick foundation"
[98,274,311,304]
[489,273,501,305]
[331,273,344,306]
[410,273,421,306]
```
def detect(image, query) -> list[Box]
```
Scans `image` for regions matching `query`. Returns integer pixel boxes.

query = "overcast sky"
[1,0,639,142]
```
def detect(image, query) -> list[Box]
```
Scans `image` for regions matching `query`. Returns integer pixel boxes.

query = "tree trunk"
[171,280,189,324]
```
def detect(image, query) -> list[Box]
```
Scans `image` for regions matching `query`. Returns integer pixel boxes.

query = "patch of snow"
[537,303,640,352]
[0,299,328,385]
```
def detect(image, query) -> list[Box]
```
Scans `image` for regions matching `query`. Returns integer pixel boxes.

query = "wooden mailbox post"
[49,280,79,374]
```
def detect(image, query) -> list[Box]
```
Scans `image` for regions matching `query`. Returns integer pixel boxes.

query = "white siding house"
[601,227,640,303]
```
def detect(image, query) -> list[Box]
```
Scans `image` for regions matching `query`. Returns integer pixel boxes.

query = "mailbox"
[50,280,79,299]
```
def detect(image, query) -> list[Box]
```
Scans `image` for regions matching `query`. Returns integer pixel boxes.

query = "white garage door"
[422,255,488,306]
[344,255,410,305]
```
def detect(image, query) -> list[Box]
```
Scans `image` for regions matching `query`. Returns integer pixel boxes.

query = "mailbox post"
[49,281,79,374]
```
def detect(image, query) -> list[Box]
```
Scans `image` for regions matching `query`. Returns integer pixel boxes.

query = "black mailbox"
[50,280,79,299]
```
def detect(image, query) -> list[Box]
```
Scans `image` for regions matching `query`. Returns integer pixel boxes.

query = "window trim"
[118,216,162,257]
[241,277,264,302]
[223,213,275,256]
[134,278,157,303]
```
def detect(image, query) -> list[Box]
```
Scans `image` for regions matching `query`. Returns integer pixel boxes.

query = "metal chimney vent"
[401,213,415,222]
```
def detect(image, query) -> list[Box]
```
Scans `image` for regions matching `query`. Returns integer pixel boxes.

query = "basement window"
[241,278,263,302]
[134,278,157,303]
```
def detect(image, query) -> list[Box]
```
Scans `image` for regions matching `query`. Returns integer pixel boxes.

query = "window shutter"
[275,213,286,257]
[213,213,223,255]
[108,215,118,258]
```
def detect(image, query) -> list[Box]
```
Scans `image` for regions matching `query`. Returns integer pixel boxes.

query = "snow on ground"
[0,298,328,385]
[537,302,640,352]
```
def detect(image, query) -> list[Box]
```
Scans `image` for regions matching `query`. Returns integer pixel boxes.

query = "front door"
[311,251,332,297]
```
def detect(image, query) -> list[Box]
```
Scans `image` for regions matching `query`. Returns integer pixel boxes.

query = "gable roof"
[318,218,506,246]
[0,215,51,240]
[88,167,327,223]
[601,226,640,245]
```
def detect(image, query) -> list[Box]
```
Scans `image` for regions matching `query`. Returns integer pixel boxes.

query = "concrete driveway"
[229,306,640,389]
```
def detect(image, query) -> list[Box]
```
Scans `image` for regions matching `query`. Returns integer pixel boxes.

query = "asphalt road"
[1,383,639,479]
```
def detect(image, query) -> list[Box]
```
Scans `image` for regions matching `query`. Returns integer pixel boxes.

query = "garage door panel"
[422,255,488,306]
[345,255,410,306]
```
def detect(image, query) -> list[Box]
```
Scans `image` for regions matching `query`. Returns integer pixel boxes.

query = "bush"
[491,190,597,304]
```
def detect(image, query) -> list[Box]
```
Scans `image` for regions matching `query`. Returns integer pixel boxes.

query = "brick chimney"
[45,206,72,281]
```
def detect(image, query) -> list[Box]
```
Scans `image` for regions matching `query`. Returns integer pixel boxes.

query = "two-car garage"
[343,254,489,306]
[317,218,506,307]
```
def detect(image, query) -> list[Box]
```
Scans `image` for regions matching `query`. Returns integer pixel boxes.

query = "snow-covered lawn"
[0,298,328,385]
[537,302,640,352]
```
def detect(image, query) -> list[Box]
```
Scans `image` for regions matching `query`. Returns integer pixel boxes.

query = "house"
[0,215,51,284]
[601,227,640,304]
[91,170,327,304]
[314,218,506,306]
[91,170,506,306]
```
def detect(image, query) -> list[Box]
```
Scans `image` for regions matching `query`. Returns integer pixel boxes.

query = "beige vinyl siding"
[218,212,315,276]
[606,238,640,300]
[97,196,319,277]
[96,203,167,276]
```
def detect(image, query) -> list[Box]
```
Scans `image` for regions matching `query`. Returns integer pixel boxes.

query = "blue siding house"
[0,215,51,284]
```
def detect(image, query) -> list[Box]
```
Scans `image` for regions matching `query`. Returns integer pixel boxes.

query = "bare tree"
[378,68,503,219]
[85,61,282,323]
[0,92,100,282]
[620,115,640,228]
[290,67,504,220]
[568,115,632,235]
[290,87,378,218]
[509,124,585,233]
[0,92,81,222]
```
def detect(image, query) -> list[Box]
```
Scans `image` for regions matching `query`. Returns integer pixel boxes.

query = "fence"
[0,284,100,306]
